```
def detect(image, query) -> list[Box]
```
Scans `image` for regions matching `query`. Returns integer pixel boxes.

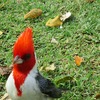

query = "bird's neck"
[13,57,36,96]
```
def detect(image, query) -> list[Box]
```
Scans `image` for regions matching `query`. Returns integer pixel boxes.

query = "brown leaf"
[0,66,12,78]
[46,16,63,27]
[74,55,83,66]
[24,9,42,19]
[95,93,100,99]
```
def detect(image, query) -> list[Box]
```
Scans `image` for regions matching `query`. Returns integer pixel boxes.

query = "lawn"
[0,0,100,100]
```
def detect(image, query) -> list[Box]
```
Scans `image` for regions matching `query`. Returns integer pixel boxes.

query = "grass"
[0,0,100,100]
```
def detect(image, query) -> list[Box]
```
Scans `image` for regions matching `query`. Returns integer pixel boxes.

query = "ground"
[0,0,100,100]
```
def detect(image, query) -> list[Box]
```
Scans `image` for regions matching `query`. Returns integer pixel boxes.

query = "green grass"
[0,0,100,100]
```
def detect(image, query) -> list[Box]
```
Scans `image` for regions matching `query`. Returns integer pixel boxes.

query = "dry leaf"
[60,12,71,22]
[0,93,11,100]
[46,16,63,27]
[46,12,71,27]
[45,63,56,71]
[24,9,42,19]
[0,31,3,35]
[74,56,83,66]
[0,66,12,78]
[95,93,100,99]
[51,37,58,44]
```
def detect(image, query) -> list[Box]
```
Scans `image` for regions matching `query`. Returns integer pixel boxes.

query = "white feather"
[6,62,52,100]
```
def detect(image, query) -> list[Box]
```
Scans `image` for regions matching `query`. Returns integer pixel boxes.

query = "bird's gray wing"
[35,72,62,98]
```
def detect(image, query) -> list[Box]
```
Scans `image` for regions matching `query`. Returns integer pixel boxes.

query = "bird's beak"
[13,56,23,64]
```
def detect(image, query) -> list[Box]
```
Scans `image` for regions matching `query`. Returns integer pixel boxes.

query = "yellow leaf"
[45,63,56,71]
[0,31,3,35]
[74,55,83,66]
[24,9,42,19]
[46,16,63,27]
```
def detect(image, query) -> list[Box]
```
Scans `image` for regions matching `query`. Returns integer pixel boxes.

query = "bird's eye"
[22,54,31,61]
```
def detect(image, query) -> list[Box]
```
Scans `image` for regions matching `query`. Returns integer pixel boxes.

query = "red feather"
[13,27,34,57]
[13,27,36,96]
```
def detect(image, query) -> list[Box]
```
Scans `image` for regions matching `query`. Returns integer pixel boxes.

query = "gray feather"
[35,72,62,98]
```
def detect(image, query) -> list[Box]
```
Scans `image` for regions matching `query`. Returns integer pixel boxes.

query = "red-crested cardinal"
[6,28,62,100]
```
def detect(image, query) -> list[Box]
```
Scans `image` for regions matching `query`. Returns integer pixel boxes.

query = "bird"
[6,27,62,100]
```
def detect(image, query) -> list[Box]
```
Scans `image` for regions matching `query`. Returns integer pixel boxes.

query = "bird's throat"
[13,58,36,96]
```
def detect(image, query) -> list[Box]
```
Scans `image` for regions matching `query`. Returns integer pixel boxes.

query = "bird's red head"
[13,28,36,96]
[13,27,36,72]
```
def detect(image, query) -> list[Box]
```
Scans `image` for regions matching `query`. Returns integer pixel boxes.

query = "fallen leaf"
[74,55,83,66]
[0,93,11,100]
[60,12,71,22]
[46,15,63,27]
[0,66,12,78]
[45,63,56,71]
[0,31,3,35]
[55,76,73,84]
[24,8,42,19]
[51,37,58,44]
[46,12,71,27]
[95,93,100,99]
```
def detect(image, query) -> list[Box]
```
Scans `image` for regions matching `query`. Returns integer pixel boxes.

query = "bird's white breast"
[6,66,51,100]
